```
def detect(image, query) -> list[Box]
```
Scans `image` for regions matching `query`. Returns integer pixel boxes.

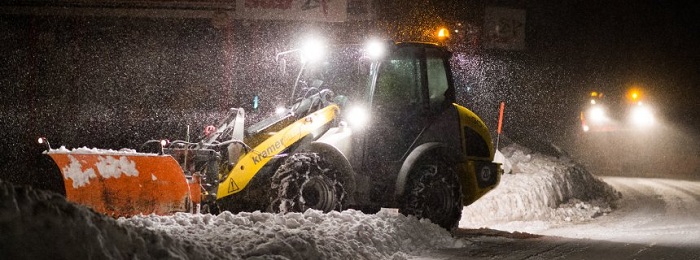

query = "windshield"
[279,45,372,105]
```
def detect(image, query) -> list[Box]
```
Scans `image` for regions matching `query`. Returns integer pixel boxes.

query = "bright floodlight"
[588,106,607,123]
[365,40,385,59]
[630,104,654,127]
[346,106,369,127]
[300,38,325,63]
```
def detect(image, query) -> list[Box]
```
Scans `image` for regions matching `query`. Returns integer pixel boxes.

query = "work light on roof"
[300,38,325,63]
[365,39,385,59]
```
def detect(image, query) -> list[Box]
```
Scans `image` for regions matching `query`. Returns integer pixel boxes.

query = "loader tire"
[399,155,463,232]
[270,153,346,213]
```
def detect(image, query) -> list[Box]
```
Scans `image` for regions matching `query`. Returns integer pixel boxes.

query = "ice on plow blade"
[47,148,191,217]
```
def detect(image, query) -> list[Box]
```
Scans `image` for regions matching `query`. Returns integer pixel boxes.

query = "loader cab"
[355,43,456,192]
[369,43,455,115]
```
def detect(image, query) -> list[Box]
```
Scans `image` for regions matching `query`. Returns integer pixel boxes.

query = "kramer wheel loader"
[43,38,501,230]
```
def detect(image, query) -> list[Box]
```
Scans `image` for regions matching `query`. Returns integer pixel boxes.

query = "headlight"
[345,106,369,128]
[630,104,654,127]
[275,106,288,115]
[588,106,608,123]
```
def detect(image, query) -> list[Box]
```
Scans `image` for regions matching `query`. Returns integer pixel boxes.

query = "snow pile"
[0,179,461,259]
[122,209,463,259]
[47,146,149,156]
[0,180,202,259]
[461,144,621,228]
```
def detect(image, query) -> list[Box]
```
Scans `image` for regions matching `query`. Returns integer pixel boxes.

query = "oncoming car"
[580,89,656,133]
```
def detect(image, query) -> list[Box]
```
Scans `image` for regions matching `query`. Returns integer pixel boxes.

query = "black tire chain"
[270,153,346,213]
[401,157,462,231]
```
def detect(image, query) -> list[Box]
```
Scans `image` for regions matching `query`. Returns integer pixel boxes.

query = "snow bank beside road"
[0,180,201,259]
[0,180,460,259]
[461,144,621,229]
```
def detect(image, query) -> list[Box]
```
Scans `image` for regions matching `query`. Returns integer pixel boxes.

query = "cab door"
[364,45,455,163]
[354,44,457,203]
[366,46,427,166]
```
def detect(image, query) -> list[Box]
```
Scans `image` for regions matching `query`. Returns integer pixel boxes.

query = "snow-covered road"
[415,227,700,259]
[535,177,700,246]
[419,176,700,259]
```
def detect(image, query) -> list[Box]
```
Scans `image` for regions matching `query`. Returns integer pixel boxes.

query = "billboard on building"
[483,7,526,50]
[235,0,348,22]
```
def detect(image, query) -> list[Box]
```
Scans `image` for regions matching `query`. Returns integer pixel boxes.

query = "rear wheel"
[270,153,346,213]
[399,155,463,231]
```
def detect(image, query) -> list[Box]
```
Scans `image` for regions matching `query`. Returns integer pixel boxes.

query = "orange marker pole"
[496,101,505,150]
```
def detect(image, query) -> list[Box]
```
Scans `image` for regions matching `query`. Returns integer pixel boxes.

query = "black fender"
[299,141,357,205]
[394,142,461,199]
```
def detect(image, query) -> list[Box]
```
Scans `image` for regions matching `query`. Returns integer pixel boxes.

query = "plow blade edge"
[48,151,191,217]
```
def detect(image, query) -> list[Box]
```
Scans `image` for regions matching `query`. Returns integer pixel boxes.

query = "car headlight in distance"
[630,104,654,127]
[345,106,369,128]
[588,106,608,123]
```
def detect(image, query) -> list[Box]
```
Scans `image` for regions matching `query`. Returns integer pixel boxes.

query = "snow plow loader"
[43,40,502,230]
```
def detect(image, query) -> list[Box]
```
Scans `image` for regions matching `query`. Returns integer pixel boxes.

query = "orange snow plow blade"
[47,150,192,217]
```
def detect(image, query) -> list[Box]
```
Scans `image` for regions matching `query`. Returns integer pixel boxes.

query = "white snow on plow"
[49,146,150,187]
[59,153,140,188]
[62,155,97,188]
[47,146,154,156]
[94,156,139,179]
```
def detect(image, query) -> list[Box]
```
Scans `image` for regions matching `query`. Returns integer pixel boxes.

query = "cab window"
[426,48,450,110]
[373,49,423,111]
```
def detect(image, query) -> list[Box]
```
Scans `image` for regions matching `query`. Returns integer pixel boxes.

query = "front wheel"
[399,155,463,231]
[270,153,346,213]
